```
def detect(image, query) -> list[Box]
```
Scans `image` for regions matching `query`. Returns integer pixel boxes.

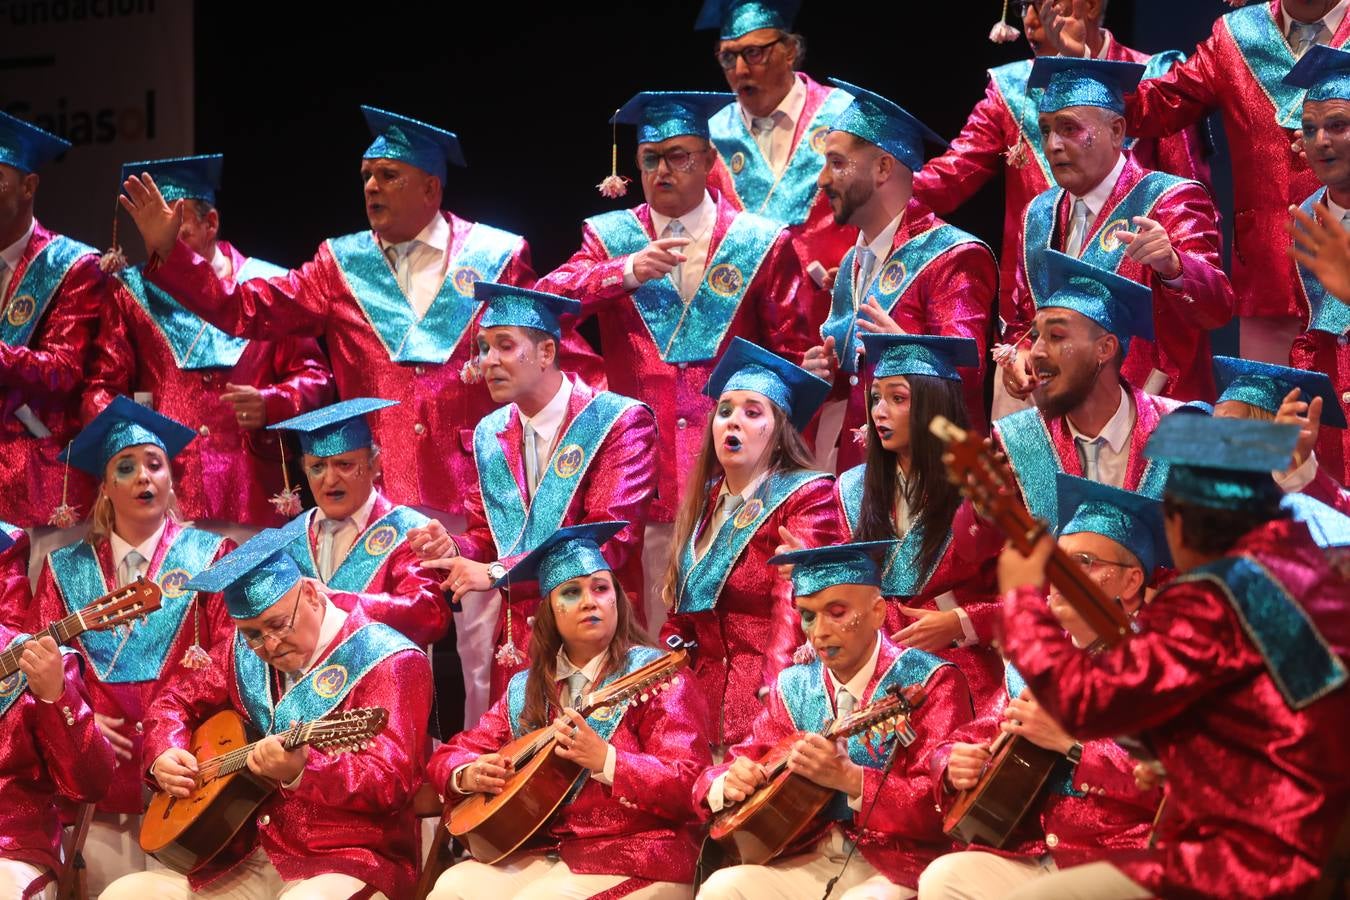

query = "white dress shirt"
[1324,191,1350,227]
[695,468,771,561]
[553,648,618,784]
[518,375,574,495]
[1066,386,1135,489]
[1066,153,1126,257]
[377,212,451,319]
[737,75,808,175]
[280,598,350,788]
[623,190,718,300]
[313,487,380,578]
[1285,2,1348,50]
[0,218,35,300]
[853,211,905,304]
[109,520,168,586]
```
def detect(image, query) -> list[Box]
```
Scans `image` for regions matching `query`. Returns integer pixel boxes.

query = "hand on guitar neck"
[14,635,63,703]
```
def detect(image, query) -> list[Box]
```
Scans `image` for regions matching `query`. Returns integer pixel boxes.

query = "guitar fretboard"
[0,612,86,681]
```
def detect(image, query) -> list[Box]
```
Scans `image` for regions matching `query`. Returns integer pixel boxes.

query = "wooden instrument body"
[708,732,834,865]
[942,732,1062,847]
[447,725,585,864]
[140,709,273,874]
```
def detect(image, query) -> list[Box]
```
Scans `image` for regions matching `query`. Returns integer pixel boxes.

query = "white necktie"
[1290,19,1325,57]
[835,687,856,723]
[522,422,541,497]
[1065,198,1091,258]
[317,518,344,581]
[665,220,687,299]
[751,115,777,166]
[854,247,877,304]
[385,241,414,296]
[563,671,588,710]
[1077,436,1107,482]
[119,550,146,588]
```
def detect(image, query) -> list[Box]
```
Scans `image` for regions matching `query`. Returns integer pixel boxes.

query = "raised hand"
[1287,203,1350,303]
[1118,216,1182,278]
[892,605,963,652]
[118,173,184,262]
[802,336,837,382]
[631,237,692,285]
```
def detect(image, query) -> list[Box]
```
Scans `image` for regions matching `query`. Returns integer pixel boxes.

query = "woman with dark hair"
[28,396,233,896]
[835,334,1004,713]
[428,521,709,899]
[659,338,845,749]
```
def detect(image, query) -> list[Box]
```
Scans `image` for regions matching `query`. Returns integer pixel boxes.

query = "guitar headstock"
[929,415,1044,553]
[83,577,163,633]
[304,707,389,755]
[831,684,927,750]
[582,648,689,717]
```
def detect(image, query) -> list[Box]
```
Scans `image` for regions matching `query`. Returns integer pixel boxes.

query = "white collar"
[1286,1,1348,39]
[738,74,808,130]
[717,467,772,505]
[555,647,608,688]
[1067,385,1134,454]
[0,219,36,274]
[856,210,906,260]
[109,519,168,573]
[825,631,883,706]
[650,191,717,243]
[299,596,349,675]
[378,211,450,253]
[315,484,380,533]
[209,244,232,280]
[1072,153,1127,217]
[519,374,573,440]
[1324,190,1350,223]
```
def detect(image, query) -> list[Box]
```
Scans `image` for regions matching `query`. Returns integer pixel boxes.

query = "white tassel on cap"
[989,0,1022,43]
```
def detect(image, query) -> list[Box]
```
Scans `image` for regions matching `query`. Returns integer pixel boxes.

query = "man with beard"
[994,250,1180,529]
[1000,57,1232,409]
[801,81,995,473]
[1285,44,1350,486]
[697,0,858,325]
[116,106,602,523]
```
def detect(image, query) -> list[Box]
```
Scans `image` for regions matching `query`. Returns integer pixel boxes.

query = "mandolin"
[139,706,388,874]
[0,577,162,681]
[446,645,689,864]
[930,415,1135,847]
[708,683,927,866]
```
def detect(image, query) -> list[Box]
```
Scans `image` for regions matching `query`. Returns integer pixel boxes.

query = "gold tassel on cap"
[596,110,631,199]
[99,198,128,274]
[268,438,304,518]
[989,0,1022,43]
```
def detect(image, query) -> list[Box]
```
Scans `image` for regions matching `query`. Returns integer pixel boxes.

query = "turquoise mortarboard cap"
[268,398,397,458]
[475,281,581,340]
[361,105,465,182]
[491,521,627,597]
[1171,400,1215,417]
[59,396,195,477]
[1214,356,1347,429]
[1056,474,1171,576]
[695,0,801,39]
[768,540,896,597]
[826,78,947,172]
[1039,249,1154,350]
[862,333,979,383]
[185,527,303,620]
[704,337,831,432]
[1145,416,1300,511]
[1029,57,1146,115]
[120,154,223,205]
[611,92,736,144]
[1282,493,1350,549]
[0,110,70,174]
[1284,43,1350,103]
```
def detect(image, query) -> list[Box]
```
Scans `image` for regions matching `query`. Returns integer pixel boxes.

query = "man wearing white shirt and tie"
[694,541,973,900]
[407,282,656,712]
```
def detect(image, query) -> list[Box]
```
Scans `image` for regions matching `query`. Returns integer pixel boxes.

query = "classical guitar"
[446,645,689,864]
[708,683,927,866]
[139,706,388,874]
[930,415,1136,847]
[0,577,162,680]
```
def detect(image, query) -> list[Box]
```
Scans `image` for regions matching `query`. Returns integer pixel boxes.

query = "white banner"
[0,0,193,251]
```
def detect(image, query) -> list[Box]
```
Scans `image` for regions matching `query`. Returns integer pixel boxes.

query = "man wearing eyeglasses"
[919,475,1164,900]
[104,527,432,900]
[696,0,858,326]
[537,91,810,628]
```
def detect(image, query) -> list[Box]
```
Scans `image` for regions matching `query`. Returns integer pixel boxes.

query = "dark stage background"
[192,0,1233,332]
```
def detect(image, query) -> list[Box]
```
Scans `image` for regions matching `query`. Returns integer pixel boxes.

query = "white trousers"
[812,397,849,474]
[641,522,675,634]
[428,853,690,900]
[99,849,387,900]
[0,860,53,900]
[916,850,1055,900]
[1238,315,1301,366]
[84,812,147,899]
[1001,861,1151,900]
[698,832,913,900]
[432,513,499,728]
